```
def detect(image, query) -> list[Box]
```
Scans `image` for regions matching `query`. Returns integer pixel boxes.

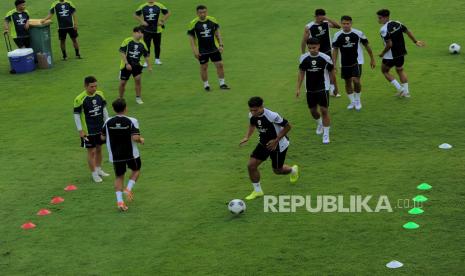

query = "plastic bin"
[7,48,36,73]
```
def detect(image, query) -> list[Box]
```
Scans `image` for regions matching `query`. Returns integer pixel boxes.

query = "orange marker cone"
[64,185,78,191]
[50,196,64,204]
[21,222,36,230]
[37,209,52,216]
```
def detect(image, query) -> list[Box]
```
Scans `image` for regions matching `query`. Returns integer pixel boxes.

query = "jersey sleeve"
[332,34,342,48]
[4,14,11,21]
[326,61,334,72]
[69,3,76,14]
[380,27,390,42]
[401,23,408,33]
[187,20,196,37]
[273,112,289,127]
[131,119,141,135]
[299,56,308,71]
[142,42,149,57]
[119,39,129,53]
[358,31,369,45]
[158,3,169,14]
[49,3,55,14]
[73,96,82,114]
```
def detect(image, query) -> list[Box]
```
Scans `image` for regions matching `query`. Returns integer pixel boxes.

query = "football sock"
[348,93,355,103]
[391,79,402,91]
[204,81,209,88]
[402,83,409,93]
[252,182,262,192]
[116,191,123,203]
[75,48,80,56]
[330,84,335,93]
[315,118,322,126]
[354,92,361,101]
[127,180,135,191]
[323,127,330,136]
[219,79,225,86]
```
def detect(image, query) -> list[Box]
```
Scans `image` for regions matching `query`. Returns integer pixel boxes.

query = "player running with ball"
[240,97,299,200]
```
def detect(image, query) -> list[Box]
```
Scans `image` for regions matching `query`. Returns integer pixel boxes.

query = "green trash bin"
[29,19,53,68]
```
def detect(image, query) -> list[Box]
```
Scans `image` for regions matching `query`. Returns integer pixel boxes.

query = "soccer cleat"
[347,102,355,110]
[355,100,362,111]
[316,124,323,135]
[117,202,128,212]
[135,97,144,104]
[98,168,110,177]
[155,59,163,65]
[245,191,264,200]
[290,165,299,184]
[124,189,134,202]
[323,134,330,144]
[76,55,82,59]
[92,173,103,183]
[62,56,68,61]
[220,84,231,90]
[204,86,211,92]
[395,88,405,97]
[401,91,411,98]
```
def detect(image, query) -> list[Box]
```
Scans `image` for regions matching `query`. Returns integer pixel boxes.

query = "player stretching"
[187,5,230,91]
[297,38,337,144]
[102,98,144,212]
[119,26,152,104]
[41,0,81,60]
[376,9,425,97]
[73,76,110,183]
[301,8,340,97]
[332,15,375,111]
[240,97,299,200]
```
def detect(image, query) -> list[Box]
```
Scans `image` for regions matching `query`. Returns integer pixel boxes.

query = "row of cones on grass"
[21,185,78,230]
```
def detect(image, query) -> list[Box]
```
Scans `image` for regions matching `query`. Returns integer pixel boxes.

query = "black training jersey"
[306,21,332,53]
[119,37,149,69]
[73,91,107,135]
[50,1,76,29]
[332,29,368,66]
[299,52,334,93]
[249,108,290,152]
[4,9,30,38]
[103,116,141,162]
[380,21,408,59]
[135,2,168,34]
[187,16,220,54]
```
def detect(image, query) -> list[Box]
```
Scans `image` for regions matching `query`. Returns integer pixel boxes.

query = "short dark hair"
[341,15,352,22]
[196,5,207,11]
[377,9,390,17]
[84,76,97,86]
[112,98,127,113]
[315,9,326,16]
[15,0,25,6]
[133,26,143,33]
[307,37,320,45]
[248,97,263,108]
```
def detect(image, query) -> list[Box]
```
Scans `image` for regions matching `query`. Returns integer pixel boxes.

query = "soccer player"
[297,38,337,144]
[119,26,152,105]
[41,0,81,60]
[134,1,171,65]
[377,9,425,98]
[102,98,144,212]
[187,5,230,91]
[73,76,110,183]
[3,0,30,48]
[332,15,376,111]
[301,8,340,97]
[239,97,299,200]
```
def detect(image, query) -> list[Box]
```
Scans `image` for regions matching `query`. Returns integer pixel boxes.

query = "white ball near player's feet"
[449,43,460,54]
[228,199,246,215]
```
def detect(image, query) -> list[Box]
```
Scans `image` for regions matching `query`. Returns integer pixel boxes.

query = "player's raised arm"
[300,27,310,54]
[324,16,341,29]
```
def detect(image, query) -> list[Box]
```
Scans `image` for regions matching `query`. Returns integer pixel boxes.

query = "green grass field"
[1,0,465,274]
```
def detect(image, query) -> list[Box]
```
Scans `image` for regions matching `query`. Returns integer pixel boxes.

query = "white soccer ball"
[228,199,246,215]
[449,43,461,54]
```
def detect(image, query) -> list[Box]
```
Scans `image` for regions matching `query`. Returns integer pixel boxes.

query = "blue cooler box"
[7,48,36,74]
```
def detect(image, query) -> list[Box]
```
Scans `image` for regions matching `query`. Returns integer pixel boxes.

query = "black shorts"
[198,51,222,64]
[120,64,143,80]
[13,37,30,48]
[251,143,287,169]
[80,134,104,149]
[113,157,142,177]
[382,56,405,68]
[306,90,329,109]
[58,28,78,40]
[341,64,362,79]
